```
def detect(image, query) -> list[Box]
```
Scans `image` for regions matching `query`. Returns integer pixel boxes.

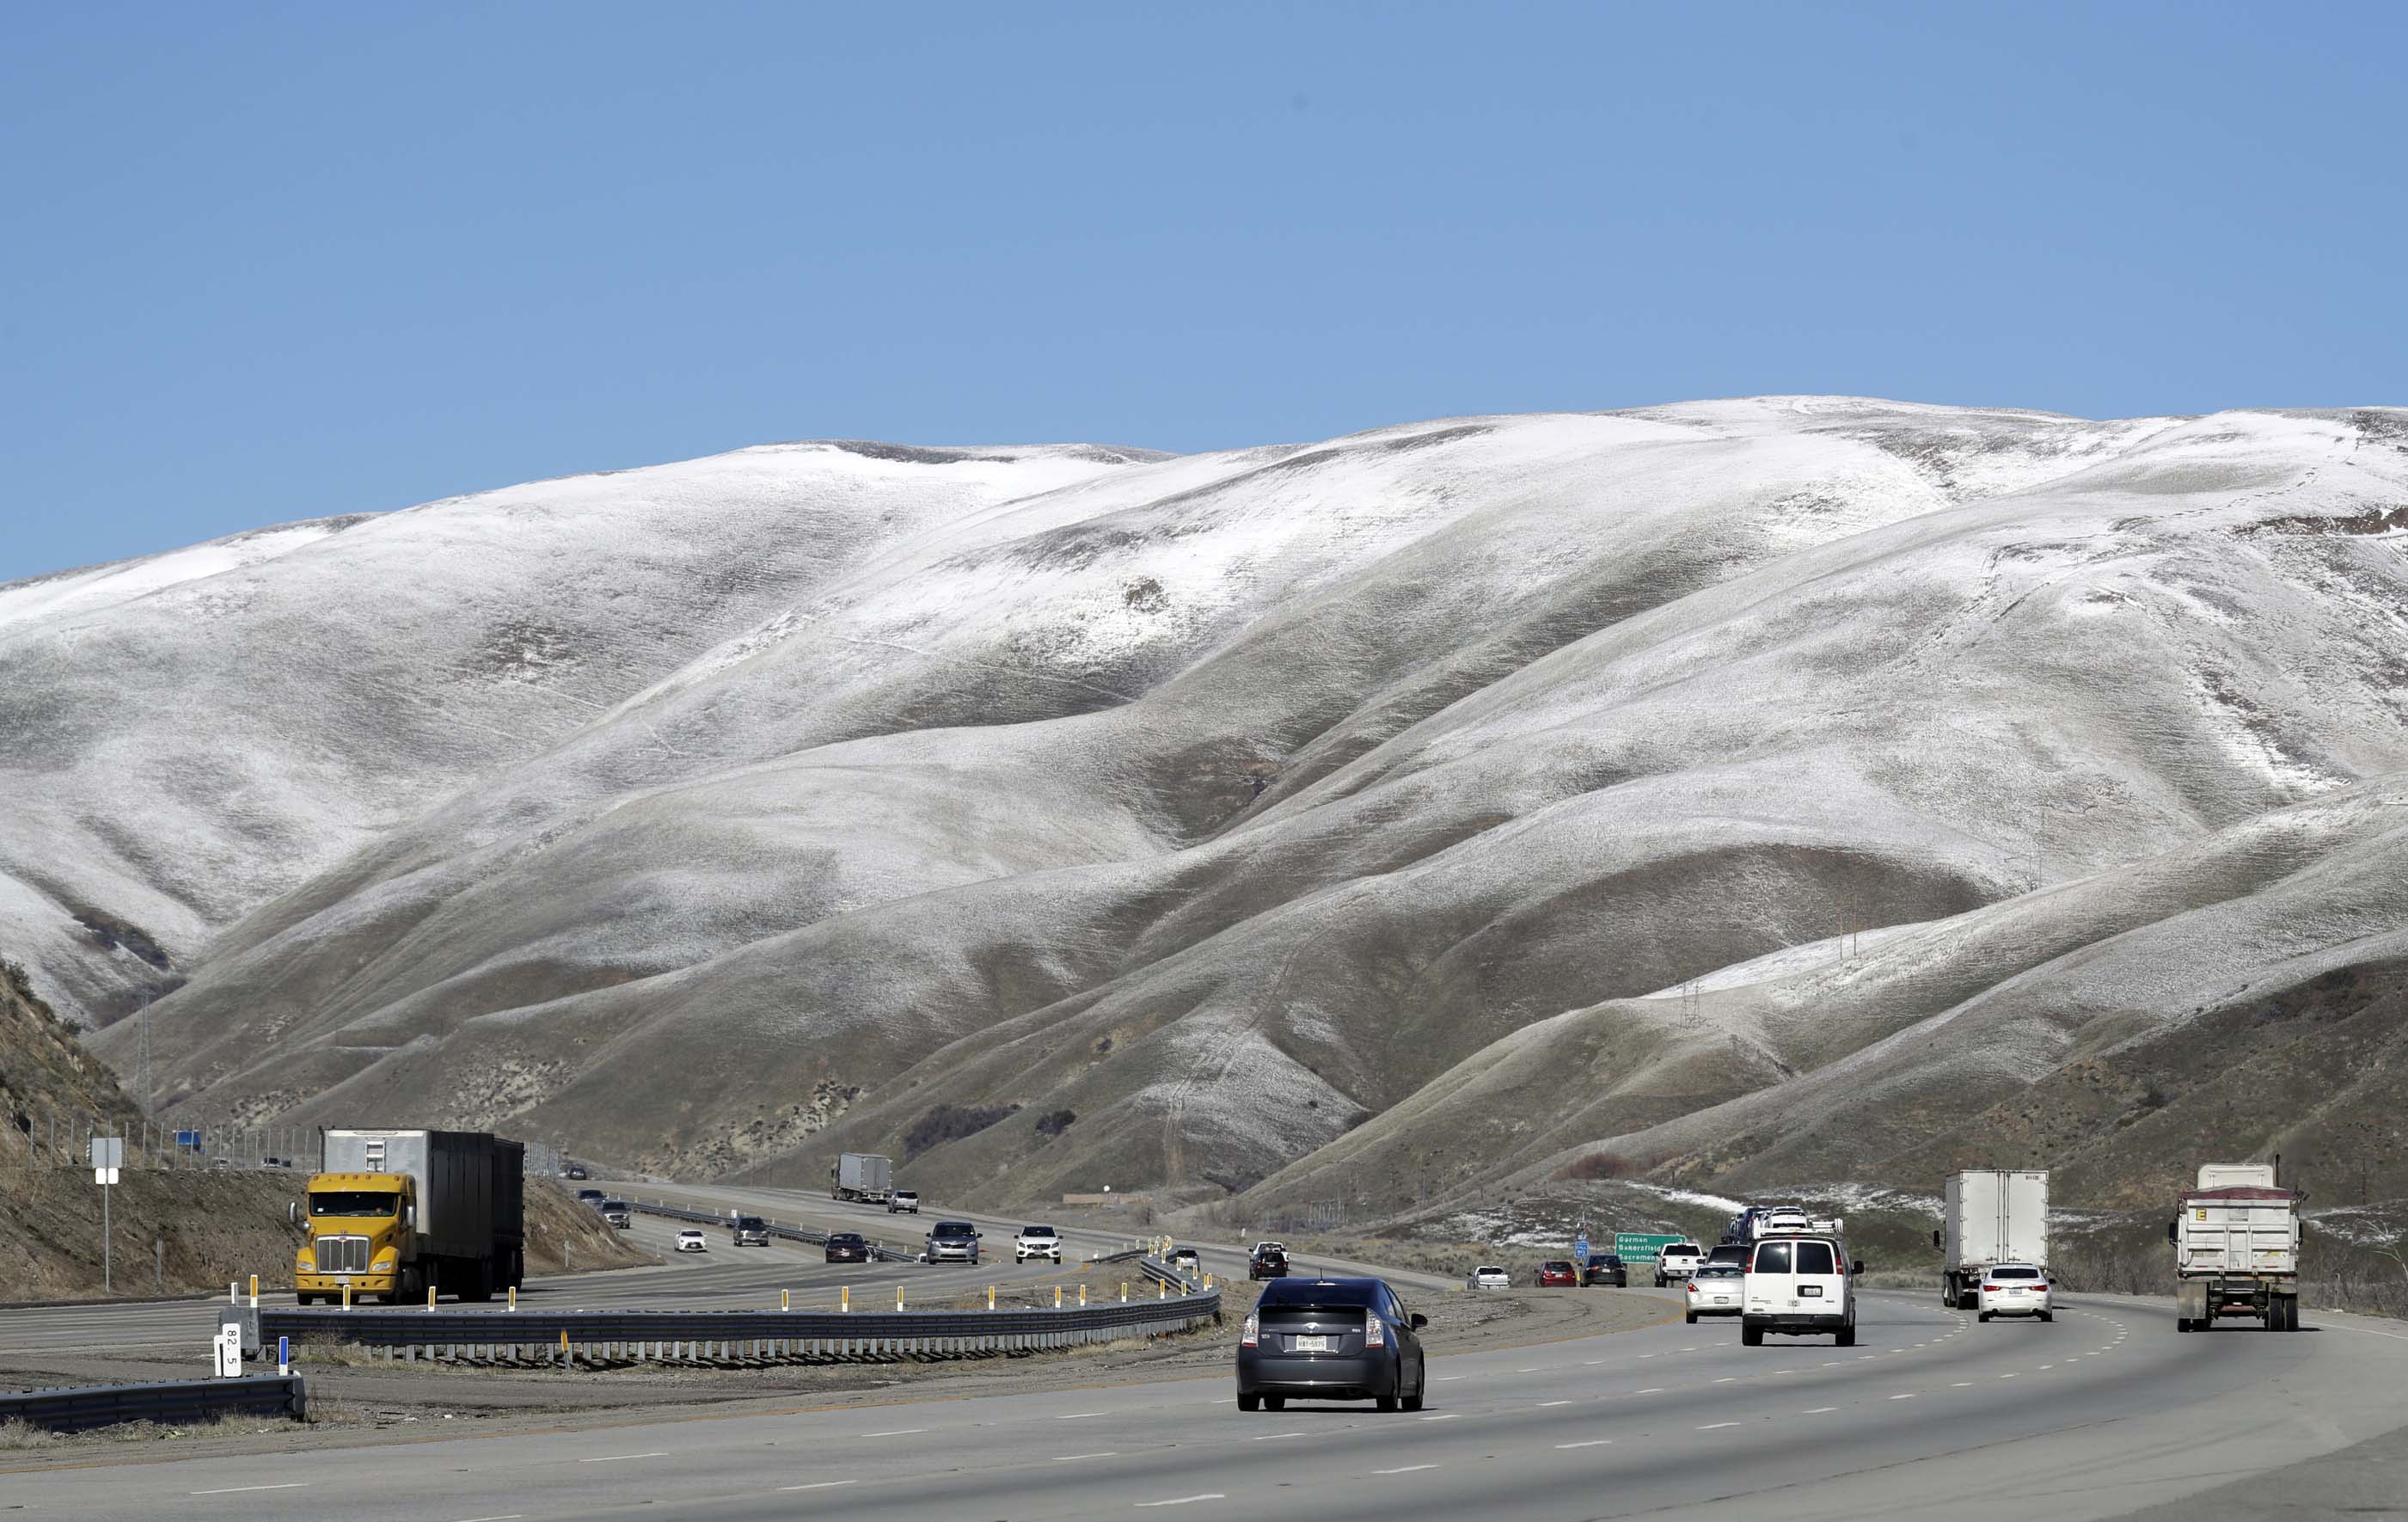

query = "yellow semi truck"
[297,1128,524,1304]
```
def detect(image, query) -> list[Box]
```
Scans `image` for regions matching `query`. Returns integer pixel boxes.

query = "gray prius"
[1236,1276,1428,1412]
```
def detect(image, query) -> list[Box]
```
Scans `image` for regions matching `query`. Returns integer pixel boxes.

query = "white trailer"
[1937,1169,2049,1310]
[2172,1164,2299,1332]
[830,1151,893,1204]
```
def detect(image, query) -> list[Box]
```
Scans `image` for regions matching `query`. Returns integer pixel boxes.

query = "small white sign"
[94,1167,119,1184]
[213,1323,243,1378]
[89,1137,122,1184]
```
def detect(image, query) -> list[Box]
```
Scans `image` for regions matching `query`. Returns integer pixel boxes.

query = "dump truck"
[296,1129,524,1304]
[830,1151,893,1204]
[2172,1163,2300,1332]
[1936,1169,2050,1310]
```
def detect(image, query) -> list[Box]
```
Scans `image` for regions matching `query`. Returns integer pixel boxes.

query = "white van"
[1741,1231,1860,1346]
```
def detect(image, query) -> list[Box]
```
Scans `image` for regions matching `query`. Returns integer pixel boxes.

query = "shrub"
[903,1102,1020,1159]
[1033,1108,1076,1138]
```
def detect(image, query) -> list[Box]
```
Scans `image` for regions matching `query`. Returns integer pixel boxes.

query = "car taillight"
[1241,1313,1259,1348]
[1984,1285,2002,1293]
[1365,1316,1385,1347]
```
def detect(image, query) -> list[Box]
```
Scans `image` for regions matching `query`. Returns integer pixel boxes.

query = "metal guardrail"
[0,1375,307,1434]
[230,1264,1219,1367]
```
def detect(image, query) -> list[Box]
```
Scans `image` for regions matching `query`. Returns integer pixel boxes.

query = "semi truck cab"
[297,1171,419,1304]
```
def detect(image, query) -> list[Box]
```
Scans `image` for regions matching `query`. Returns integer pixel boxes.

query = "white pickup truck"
[1653,1242,1706,1286]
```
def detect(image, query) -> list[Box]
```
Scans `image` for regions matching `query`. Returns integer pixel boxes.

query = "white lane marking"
[1060,1411,1109,1419]
[859,1428,928,1438]
[2039,1364,2055,1371]
[1999,1372,2019,1379]
[1137,1496,1226,1508]
[579,1452,667,1464]
[1420,1413,1462,1421]
[1802,1406,1837,1415]
[1889,1394,1916,1401]
[1208,1397,1235,1403]
[1536,1400,1572,1408]
[193,1484,308,1495]
[779,1482,859,1491]
[1952,1382,1973,1388]
[1375,1464,1439,1474]
[1712,1377,1737,1384]
[1584,1359,1606,1366]
[1254,1431,1308,1441]
[1557,1439,1612,1449]
[1636,1387,1665,1394]
[1698,1421,1740,1430]
[1056,1453,1119,1462]
[1436,1375,1467,1382]
[454,1515,525,1522]
[1516,1366,1541,1373]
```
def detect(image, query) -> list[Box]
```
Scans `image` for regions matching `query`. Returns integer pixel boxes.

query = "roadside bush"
[903,1102,1020,1159]
[1033,1108,1076,1139]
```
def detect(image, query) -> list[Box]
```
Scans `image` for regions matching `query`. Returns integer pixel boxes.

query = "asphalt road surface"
[12,1288,2408,1520]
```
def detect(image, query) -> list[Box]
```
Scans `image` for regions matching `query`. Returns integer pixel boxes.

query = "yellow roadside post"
[897,1285,905,1311]
[426,1284,437,1310]
[560,1328,570,1369]
[341,1281,352,1310]
[781,1288,790,1311]
[1157,1277,1166,1301]
[507,1285,517,1311]
[1055,1285,1063,1310]
[841,1286,850,1313]
[1121,1281,1129,1303]
[988,1285,996,1310]
[1079,1285,1088,1306]
[248,1273,259,1309]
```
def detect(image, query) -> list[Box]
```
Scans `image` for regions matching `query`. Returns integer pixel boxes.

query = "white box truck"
[2172,1163,2300,1332]
[1937,1169,2049,1310]
[830,1151,893,1204]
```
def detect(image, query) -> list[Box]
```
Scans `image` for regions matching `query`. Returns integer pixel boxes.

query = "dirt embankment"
[1,953,646,1300]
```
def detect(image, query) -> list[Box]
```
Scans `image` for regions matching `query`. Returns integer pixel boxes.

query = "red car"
[1537,1260,1579,1287]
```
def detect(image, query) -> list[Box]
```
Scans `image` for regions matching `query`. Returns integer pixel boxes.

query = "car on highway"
[1654,1242,1706,1285]
[575,1188,605,1205]
[1583,1253,1627,1287]
[887,1189,921,1214]
[1250,1243,1290,1280]
[1684,1261,1744,1322]
[824,1231,870,1265]
[1741,1227,1860,1347]
[926,1220,982,1264]
[674,1228,708,1254]
[1467,1264,1510,1290]
[731,1215,771,1247]
[1537,1260,1578,1287]
[1704,1243,1749,1271]
[1976,1262,2054,1322]
[561,1164,589,1180]
[1016,1224,1064,1263]
[1237,1276,1428,1413]
[599,1199,632,1228]
[1168,1246,1201,1273]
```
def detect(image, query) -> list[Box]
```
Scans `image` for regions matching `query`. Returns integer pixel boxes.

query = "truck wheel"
[1237,1393,1259,1412]
[1741,1323,1764,1347]
[1264,1396,1285,1411]
[1836,1319,1856,1347]
[1979,1310,1992,1323]
[2177,1316,2193,1333]
[1684,1311,1698,1324]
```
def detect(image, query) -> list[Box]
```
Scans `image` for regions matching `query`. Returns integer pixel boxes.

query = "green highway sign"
[1615,1232,1685,1262]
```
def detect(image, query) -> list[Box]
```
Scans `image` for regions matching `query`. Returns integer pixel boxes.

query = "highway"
[12,1286,2408,1519]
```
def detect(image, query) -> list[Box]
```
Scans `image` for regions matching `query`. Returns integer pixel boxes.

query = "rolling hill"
[6,399,2404,1217]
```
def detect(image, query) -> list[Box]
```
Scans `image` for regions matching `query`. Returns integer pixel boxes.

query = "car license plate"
[2009,1287,2025,1294]
[1798,1286,1822,1297]
[1294,1335,1328,1353]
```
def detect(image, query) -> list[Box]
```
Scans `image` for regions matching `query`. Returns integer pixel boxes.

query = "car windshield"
[1696,1264,1743,1279]
[1023,1225,1057,1237]
[933,1221,976,1237]
[738,1217,764,1229]
[830,1233,863,1245]
[1476,1266,1504,1276]
[1993,1266,2043,1279]
[1262,1280,1384,1308]
[310,1190,398,1218]
[1542,1261,1573,1272]
[1753,1242,1793,1273]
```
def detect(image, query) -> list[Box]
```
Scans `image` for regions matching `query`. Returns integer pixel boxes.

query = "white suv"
[1741,1231,1859,1346]
[1015,1224,1064,1263]
[1654,1242,1705,1286]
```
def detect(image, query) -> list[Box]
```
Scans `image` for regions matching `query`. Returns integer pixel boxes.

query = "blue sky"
[3,2,2400,580]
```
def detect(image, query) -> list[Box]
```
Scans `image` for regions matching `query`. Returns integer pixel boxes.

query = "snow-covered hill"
[8,399,2405,1210]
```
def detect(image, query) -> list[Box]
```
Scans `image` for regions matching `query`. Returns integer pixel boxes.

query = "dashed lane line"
[193,1484,307,1495]
[1254,1432,1308,1441]
[1056,1454,1120,1463]
[1558,1439,1612,1450]
[1802,1407,1837,1415]
[1698,1421,1741,1430]
[779,1482,858,1491]
[1375,1464,1440,1475]
[1136,1495,1226,1507]
[580,1453,667,1464]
